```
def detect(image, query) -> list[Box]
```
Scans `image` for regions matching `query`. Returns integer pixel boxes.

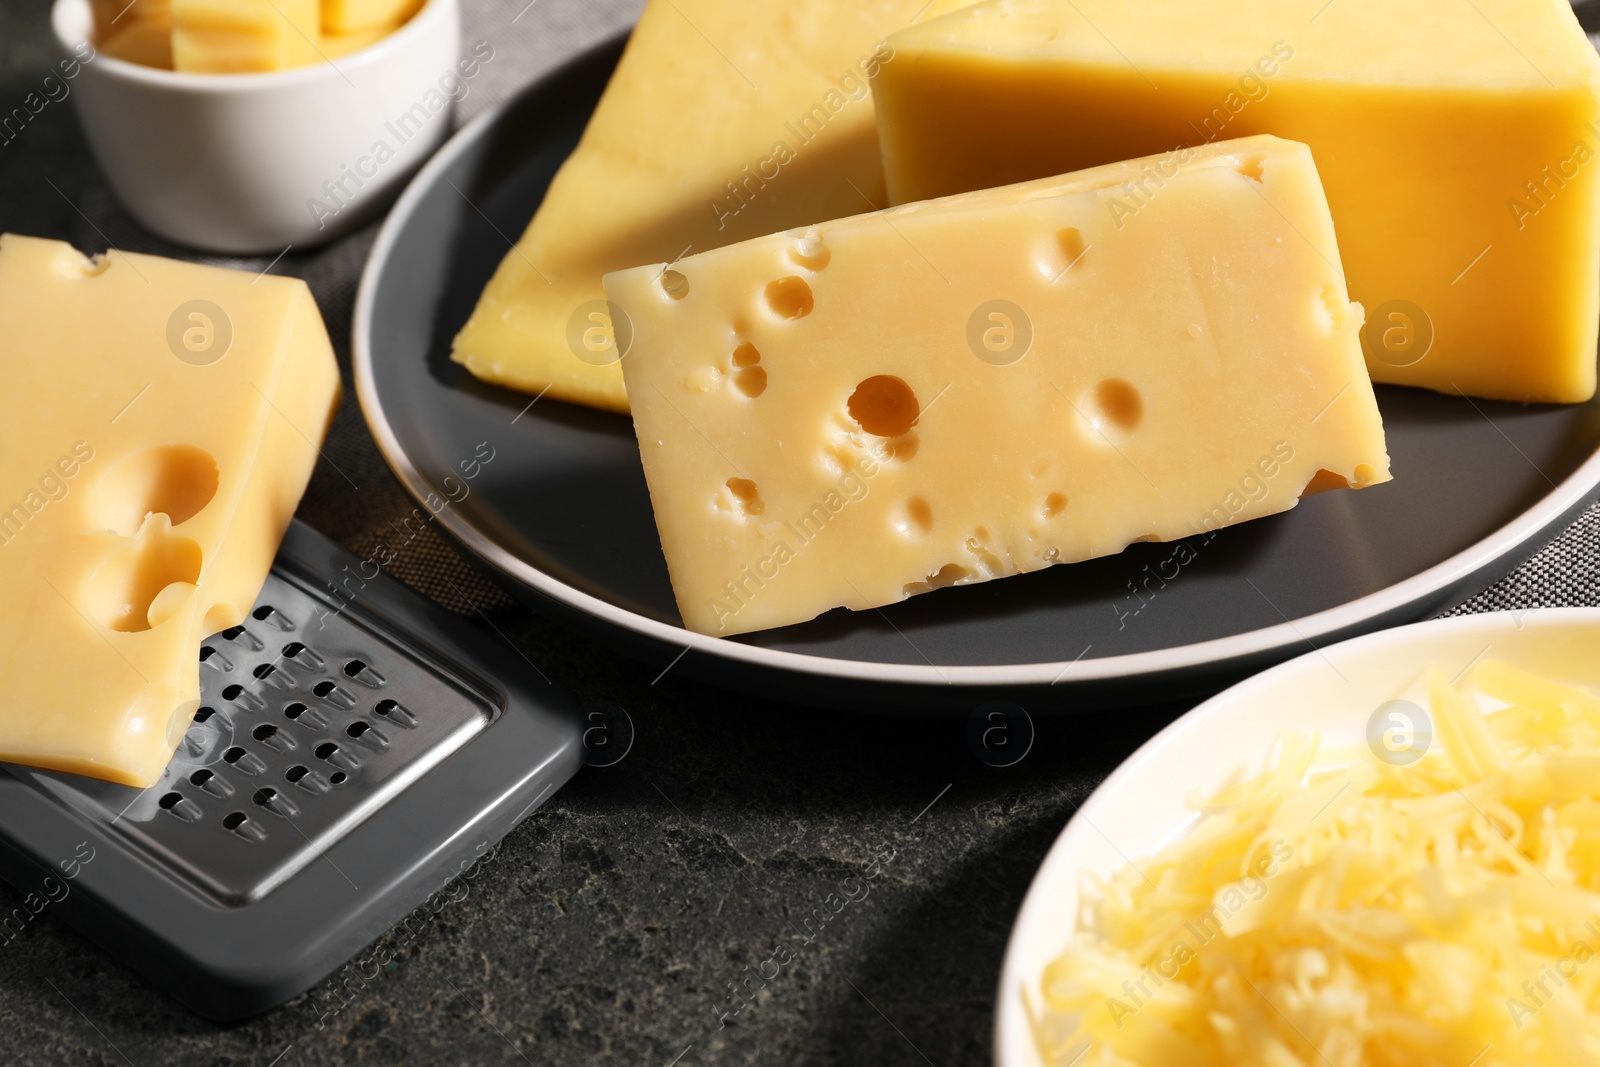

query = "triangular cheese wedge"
[451,0,968,412]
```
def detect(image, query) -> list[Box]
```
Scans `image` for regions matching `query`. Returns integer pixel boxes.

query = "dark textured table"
[2,2,1599,1064]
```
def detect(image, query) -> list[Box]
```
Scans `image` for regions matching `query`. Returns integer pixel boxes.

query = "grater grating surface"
[21,567,495,905]
[0,521,583,1020]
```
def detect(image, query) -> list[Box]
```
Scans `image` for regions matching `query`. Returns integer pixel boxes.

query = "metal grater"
[0,521,584,1020]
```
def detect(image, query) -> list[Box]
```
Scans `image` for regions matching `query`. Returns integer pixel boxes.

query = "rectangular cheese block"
[91,0,170,37]
[172,0,321,73]
[0,235,341,785]
[321,21,397,60]
[870,0,1600,404]
[320,0,421,34]
[101,18,175,68]
[450,0,969,413]
[606,135,1391,636]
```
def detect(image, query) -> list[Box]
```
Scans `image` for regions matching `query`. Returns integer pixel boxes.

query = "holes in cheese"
[93,444,219,536]
[84,519,203,633]
[1077,378,1144,445]
[847,376,920,439]
[1036,226,1087,282]
[1232,155,1266,183]
[659,269,689,300]
[895,497,934,538]
[764,277,814,321]
[607,136,1391,636]
[789,231,831,272]
[723,478,765,517]
[731,343,768,398]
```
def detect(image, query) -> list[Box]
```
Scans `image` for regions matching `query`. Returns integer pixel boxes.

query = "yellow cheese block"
[321,0,421,34]
[871,0,1600,404]
[451,0,969,413]
[101,18,175,68]
[606,135,1391,636]
[0,235,341,785]
[321,20,398,60]
[91,0,170,37]
[172,0,321,73]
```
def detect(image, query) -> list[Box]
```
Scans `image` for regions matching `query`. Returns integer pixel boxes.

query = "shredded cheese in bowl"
[1030,662,1600,1067]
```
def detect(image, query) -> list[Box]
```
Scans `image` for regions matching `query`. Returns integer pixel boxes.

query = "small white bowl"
[995,606,1600,1067]
[51,0,461,254]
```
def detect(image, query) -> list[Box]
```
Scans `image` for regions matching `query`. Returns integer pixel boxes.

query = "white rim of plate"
[351,47,1600,689]
[991,606,1600,1065]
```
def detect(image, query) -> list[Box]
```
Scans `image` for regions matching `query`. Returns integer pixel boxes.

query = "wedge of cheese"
[607,136,1391,636]
[0,235,340,785]
[172,0,321,73]
[871,0,1600,404]
[451,0,968,412]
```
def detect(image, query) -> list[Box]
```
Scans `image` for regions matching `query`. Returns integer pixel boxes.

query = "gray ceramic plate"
[353,34,1600,710]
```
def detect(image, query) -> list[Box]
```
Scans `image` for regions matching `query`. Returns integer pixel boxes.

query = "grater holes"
[250,605,294,631]
[330,772,347,785]
[314,742,340,761]
[374,699,417,728]
[252,663,277,681]
[313,681,335,697]
[159,791,183,810]
[284,703,307,720]
[252,787,277,806]
[200,646,219,662]
[222,684,243,701]
[191,769,213,786]
[343,659,367,677]
[252,724,278,742]
[285,765,308,783]
[284,641,307,657]
[194,706,215,723]
[346,721,371,739]
[224,747,247,764]
[222,812,247,830]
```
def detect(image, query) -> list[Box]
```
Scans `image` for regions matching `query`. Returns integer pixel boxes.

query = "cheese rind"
[607,136,1391,636]
[171,0,321,73]
[450,0,969,412]
[0,235,341,785]
[870,0,1600,404]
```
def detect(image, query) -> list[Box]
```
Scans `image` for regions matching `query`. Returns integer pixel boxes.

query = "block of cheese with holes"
[607,136,1390,636]
[871,0,1600,404]
[450,0,970,412]
[171,0,321,73]
[0,234,341,786]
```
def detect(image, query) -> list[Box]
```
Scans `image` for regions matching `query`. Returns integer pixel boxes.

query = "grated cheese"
[1029,662,1600,1066]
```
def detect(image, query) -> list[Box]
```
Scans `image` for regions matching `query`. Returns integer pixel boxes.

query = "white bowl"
[51,0,461,254]
[995,606,1600,1067]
